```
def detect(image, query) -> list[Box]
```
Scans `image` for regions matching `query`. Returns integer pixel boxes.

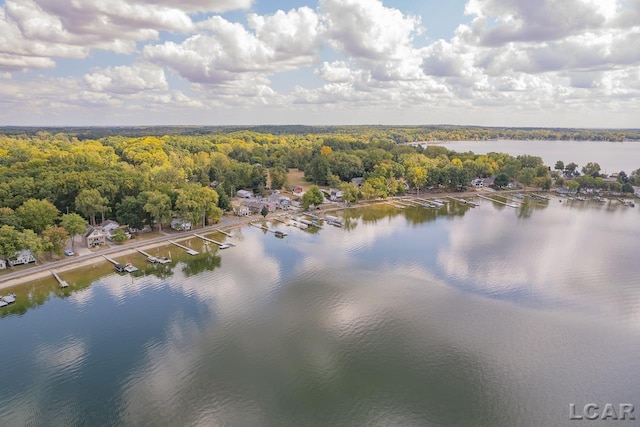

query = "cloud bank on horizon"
[0,0,638,127]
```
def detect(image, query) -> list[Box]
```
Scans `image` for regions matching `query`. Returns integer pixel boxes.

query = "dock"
[215,229,233,237]
[250,222,288,235]
[194,233,235,248]
[477,194,518,208]
[136,248,171,264]
[168,240,199,256]
[50,270,69,288]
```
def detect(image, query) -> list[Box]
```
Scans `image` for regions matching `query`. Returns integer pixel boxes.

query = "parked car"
[64,249,74,256]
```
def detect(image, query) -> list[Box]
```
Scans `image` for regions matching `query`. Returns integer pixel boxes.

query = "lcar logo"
[570,403,635,421]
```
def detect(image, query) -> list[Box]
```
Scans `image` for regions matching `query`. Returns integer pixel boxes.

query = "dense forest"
[0,126,639,263]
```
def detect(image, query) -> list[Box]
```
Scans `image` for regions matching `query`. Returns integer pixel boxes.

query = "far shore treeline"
[0,126,639,264]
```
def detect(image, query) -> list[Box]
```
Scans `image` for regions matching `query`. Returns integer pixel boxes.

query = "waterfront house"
[171,218,192,231]
[9,249,36,266]
[268,192,291,209]
[100,220,120,234]
[85,226,106,248]
[291,186,304,195]
[234,205,251,216]
[237,189,253,199]
[0,258,6,269]
[329,189,343,201]
[472,178,484,188]
[242,199,265,214]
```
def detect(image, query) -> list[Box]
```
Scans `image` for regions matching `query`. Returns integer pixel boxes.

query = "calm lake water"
[1,198,639,426]
[428,140,640,174]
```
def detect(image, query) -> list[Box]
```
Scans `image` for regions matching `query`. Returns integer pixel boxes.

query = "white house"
[329,189,343,201]
[9,249,36,266]
[237,189,253,199]
[472,178,484,188]
[0,258,6,270]
[171,218,192,231]
[635,187,640,197]
[85,227,106,248]
[235,206,251,216]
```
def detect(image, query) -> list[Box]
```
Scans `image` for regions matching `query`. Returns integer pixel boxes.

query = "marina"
[168,240,199,256]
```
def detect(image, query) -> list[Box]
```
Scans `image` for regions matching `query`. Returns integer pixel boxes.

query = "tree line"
[0,128,638,264]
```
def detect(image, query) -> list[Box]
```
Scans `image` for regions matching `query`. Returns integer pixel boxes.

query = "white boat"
[123,263,138,273]
[218,243,231,249]
[2,293,17,304]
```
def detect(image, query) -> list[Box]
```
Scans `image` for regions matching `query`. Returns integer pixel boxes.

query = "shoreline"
[0,189,545,291]
[0,214,261,291]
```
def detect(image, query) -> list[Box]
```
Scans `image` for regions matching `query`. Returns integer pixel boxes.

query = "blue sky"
[0,0,638,127]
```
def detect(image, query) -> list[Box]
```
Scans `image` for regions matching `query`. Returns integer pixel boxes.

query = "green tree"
[143,190,172,233]
[581,162,601,177]
[566,180,579,192]
[554,160,565,171]
[42,226,69,255]
[15,198,60,234]
[0,225,22,264]
[269,166,288,191]
[305,156,330,185]
[494,173,509,189]
[0,207,21,228]
[75,189,109,226]
[21,229,43,258]
[260,205,269,218]
[517,167,536,187]
[301,186,324,209]
[116,196,145,230]
[621,182,634,193]
[60,213,87,250]
[215,187,231,211]
[564,162,580,177]
[110,228,129,243]
[175,184,222,227]
[406,165,427,195]
[340,182,360,205]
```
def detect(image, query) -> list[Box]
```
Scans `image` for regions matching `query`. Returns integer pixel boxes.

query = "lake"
[1,198,639,426]
[425,140,640,174]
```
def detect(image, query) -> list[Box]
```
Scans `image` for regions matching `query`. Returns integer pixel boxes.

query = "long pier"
[194,233,235,248]
[50,270,68,288]
[168,240,199,255]
[102,255,119,265]
[477,194,518,208]
[216,229,232,237]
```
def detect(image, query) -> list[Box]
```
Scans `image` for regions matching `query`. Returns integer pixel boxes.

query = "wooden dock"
[215,229,232,237]
[250,222,288,235]
[168,240,199,255]
[136,248,171,264]
[50,270,68,288]
[477,194,518,208]
[194,233,235,248]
